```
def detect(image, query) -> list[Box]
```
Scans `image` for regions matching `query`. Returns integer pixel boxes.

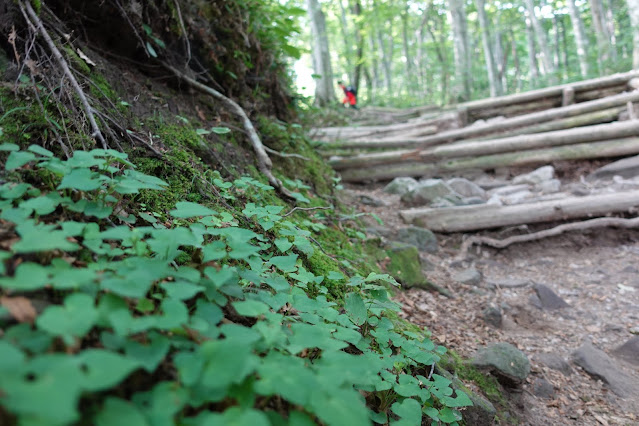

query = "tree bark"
[449,0,471,101]
[400,190,639,232]
[524,0,555,78]
[626,0,639,69]
[351,0,365,91]
[524,11,539,85]
[337,0,355,84]
[567,0,589,77]
[306,0,336,106]
[589,0,613,72]
[475,0,503,97]
[338,138,639,182]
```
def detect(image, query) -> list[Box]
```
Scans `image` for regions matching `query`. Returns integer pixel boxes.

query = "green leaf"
[211,127,231,134]
[36,293,98,342]
[440,390,473,408]
[0,142,20,151]
[13,220,80,253]
[160,280,204,300]
[19,193,60,216]
[437,407,462,423]
[57,168,105,191]
[269,254,298,272]
[201,240,227,261]
[344,292,367,326]
[391,398,422,424]
[0,262,49,290]
[232,300,270,317]
[274,237,293,253]
[28,144,53,157]
[6,150,36,170]
[170,201,216,218]
[124,333,170,372]
[77,349,140,391]
[255,353,317,406]
[146,42,158,57]
[95,398,149,426]
[199,339,258,390]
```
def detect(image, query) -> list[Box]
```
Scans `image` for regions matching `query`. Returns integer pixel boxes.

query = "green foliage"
[0,146,471,425]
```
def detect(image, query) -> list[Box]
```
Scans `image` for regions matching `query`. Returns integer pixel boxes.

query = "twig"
[22,1,107,148]
[163,63,295,199]
[282,206,332,218]
[264,146,310,161]
[457,216,639,261]
[427,363,435,380]
[172,0,191,66]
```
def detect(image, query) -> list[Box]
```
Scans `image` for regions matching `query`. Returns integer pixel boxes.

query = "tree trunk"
[525,13,539,85]
[337,0,354,84]
[626,0,639,69]
[338,138,639,182]
[589,0,613,72]
[449,0,471,101]
[400,190,639,232]
[306,0,335,106]
[351,0,365,91]
[475,0,503,97]
[524,0,555,78]
[401,4,414,94]
[377,29,393,93]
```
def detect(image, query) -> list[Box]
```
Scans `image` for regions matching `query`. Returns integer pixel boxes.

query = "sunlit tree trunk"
[350,0,365,91]
[306,0,335,106]
[524,13,539,86]
[449,0,471,101]
[511,31,522,92]
[377,29,393,93]
[524,0,555,79]
[475,0,503,97]
[337,0,354,84]
[368,31,381,92]
[589,0,613,72]
[401,4,414,94]
[627,0,639,69]
[567,0,589,77]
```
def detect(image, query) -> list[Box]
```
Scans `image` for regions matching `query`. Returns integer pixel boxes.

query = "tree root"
[163,63,295,200]
[457,216,639,261]
[22,1,107,149]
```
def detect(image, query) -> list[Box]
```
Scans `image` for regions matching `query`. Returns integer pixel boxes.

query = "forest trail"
[314,78,639,424]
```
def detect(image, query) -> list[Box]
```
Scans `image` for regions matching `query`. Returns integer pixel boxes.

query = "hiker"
[338,81,358,109]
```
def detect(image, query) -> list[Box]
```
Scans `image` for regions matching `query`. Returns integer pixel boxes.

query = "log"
[458,71,639,113]
[471,98,560,120]
[574,86,626,102]
[399,190,639,233]
[330,121,639,169]
[338,138,639,182]
[412,90,639,148]
[562,87,575,106]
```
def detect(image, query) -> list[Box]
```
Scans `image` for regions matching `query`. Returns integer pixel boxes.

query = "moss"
[386,244,430,288]
[63,46,91,75]
[442,351,508,408]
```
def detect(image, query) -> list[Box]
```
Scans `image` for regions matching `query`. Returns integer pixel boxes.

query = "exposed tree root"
[22,1,107,149]
[163,63,295,199]
[457,216,639,261]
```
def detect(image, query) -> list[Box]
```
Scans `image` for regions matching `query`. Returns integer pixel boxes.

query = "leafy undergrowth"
[0,144,472,425]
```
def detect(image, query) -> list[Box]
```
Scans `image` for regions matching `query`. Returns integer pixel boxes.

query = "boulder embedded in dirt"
[482,304,503,328]
[531,378,555,399]
[587,154,639,181]
[534,353,573,376]
[385,243,432,290]
[447,178,486,199]
[534,283,569,310]
[537,178,561,194]
[461,196,486,205]
[453,267,482,286]
[572,341,639,397]
[501,189,534,205]
[612,336,639,366]
[359,194,387,207]
[471,342,531,385]
[401,179,458,206]
[437,368,497,426]
[513,165,555,185]
[383,177,418,196]
[396,226,438,253]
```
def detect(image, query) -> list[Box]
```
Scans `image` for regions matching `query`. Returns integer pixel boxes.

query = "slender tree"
[524,0,555,79]
[627,0,639,69]
[475,0,503,96]
[306,0,336,106]
[449,0,472,100]
[566,0,590,77]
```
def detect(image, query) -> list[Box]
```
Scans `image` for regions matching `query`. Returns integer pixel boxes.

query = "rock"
[461,196,485,205]
[365,226,393,238]
[486,195,503,206]
[359,194,387,207]
[436,368,496,426]
[513,165,555,185]
[383,177,418,196]
[501,189,534,205]
[587,154,639,181]
[453,267,482,285]
[430,195,462,208]
[534,353,573,376]
[537,178,561,194]
[396,226,438,253]
[447,178,487,198]
[487,184,531,197]
[401,179,459,206]
[531,378,555,399]
[385,243,435,291]
[534,283,569,310]
[573,341,639,397]
[486,278,532,289]
[612,336,639,366]
[482,304,502,328]
[622,265,638,274]
[471,342,531,385]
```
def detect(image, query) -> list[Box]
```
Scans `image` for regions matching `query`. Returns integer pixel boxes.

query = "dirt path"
[344,184,639,425]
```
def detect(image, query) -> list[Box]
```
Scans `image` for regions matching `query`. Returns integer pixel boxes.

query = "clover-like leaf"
[36,293,97,342]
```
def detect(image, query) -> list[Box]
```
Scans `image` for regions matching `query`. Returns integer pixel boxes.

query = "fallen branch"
[458,216,639,260]
[282,206,332,217]
[264,147,310,161]
[22,1,107,149]
[163,63,295,199]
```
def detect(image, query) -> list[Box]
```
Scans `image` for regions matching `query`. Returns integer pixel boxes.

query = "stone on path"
[471,342,531,385]
[534,283,569,310]
[534,353,573,376]
[537,179,561,194]
[401,179,459,206]
[482,304,502,328]
[612,336,639,366]
[572,341,639,397]
[453,267,482,286]
[447,177,486,199]
[383,177,418,196]
[513,165,555,185]
[531,378,555,399]
[396,226,438,253]
[587,154,639,181]
[359,194,387,207]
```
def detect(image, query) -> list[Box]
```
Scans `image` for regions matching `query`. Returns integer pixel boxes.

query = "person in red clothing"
[338,81,358,109]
